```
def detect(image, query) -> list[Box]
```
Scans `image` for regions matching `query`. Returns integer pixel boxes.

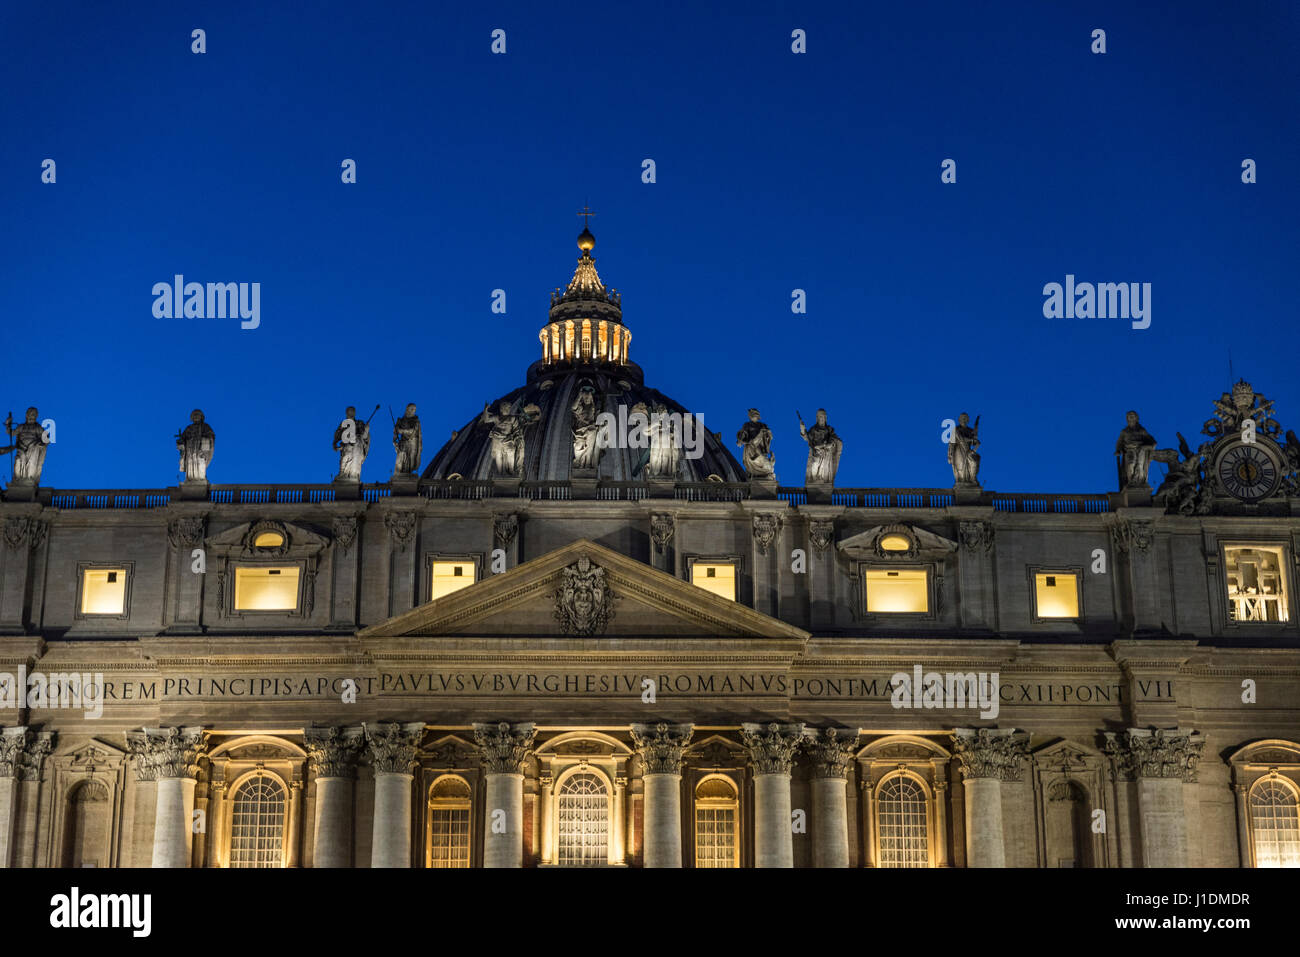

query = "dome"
[423,225,744,484]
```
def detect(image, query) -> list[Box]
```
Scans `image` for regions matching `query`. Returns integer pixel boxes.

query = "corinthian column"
[742,722,805,868]
[0,727,53,868]
[951,728,1028,868]
[473,722,537,868]
[128,727,208,868]
[630,722,693,868]
[1103,728,1204,868]
[363,722,424,868]
[805,728,857,868]
[304,726,364,868]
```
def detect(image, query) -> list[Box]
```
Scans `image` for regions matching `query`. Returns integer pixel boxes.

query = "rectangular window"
[80,568,128,616]
[1225,545,1290,623]
[429,806,471,868]
[864,568,929,614]
[430,560,476,600]
[695,806,737,868]
[234,566,301,611]
[1034,572,1080,619]
[691,562,736,601]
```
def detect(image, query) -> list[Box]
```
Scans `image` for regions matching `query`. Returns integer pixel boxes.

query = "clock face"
[1214,441,1282,502]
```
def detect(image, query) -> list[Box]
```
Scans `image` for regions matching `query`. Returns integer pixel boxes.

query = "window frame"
[226,769,288,869]
[693,773,740,868]
[684,554,743,603]
[1028,565,1084,623]
[1247,774,1300,868]
[873,769,933,869]
[74,561,134,621]
[857,563,935,619]
[1219,541,1293,629]
[426,773,473,869]
[229,561,306,616]
[423,553,482,603]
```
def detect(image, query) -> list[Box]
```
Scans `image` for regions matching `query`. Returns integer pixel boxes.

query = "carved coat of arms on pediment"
[553,556,617,636]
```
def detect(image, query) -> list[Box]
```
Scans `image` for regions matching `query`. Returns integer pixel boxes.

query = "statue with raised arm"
[177,409,215,481]
[737,408,775,480]
[798,408,843,485]
[333,405,373,481]
[481,399,540,477]
[571,382,602,469]
[393,403,422,476]
[1115,410,1157,490]
[1,408,49,487]
[1153,431,1209,515]
[947,412,981,486]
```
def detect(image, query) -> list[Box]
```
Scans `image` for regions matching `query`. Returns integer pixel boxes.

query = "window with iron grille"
[877,774,929,868]
[557,772,608,867]
[229,775,285,868]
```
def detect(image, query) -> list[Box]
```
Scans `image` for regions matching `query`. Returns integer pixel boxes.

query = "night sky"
[2,0,1297,491]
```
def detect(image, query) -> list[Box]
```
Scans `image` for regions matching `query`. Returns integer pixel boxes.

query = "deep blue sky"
[2,1,1297,492]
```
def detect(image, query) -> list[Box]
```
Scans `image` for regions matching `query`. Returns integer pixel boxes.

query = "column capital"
[473,721,537,775]
[127,726,208,782]
[304,725,365,778]
[803,727,858,779]
[741,722,806,776]
[1102,728,1204,783]
[630,722,694,776]
[0,727,55,781]
[950,728,1029,781]
[362,722,425,775]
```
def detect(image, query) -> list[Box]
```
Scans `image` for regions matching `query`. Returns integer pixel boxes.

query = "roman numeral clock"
[1212,439,1282,502]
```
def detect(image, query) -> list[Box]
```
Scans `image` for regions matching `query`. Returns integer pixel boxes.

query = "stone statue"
[798,408,842,485]
[737,409,775,480]
[1115,410,1157,490]
[1153,432,1209,516]
[645,403,681,479]
[947,412,981,486]
[392,403,422,476]
[571,382,602,469]
[481,400,540,477]
[333,406,372,481]
[1,408,48,486]
[176,409,215,482]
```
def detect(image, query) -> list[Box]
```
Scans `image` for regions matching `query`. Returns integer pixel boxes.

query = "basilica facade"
[1,228,1298,869]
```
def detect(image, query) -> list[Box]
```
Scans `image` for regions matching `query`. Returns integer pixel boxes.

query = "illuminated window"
[580,319,592,360]
[564,321,575,359]
[876,773,930,868]
[691,562,737,601]
[694,776,738,868]
[557,772,608,867]
[430,560,475,600]
[80,567,128,616]
[598,320,608,360]
[879,534,911,552]
[253,530,285,548]
[865,568,928,613]
[234,566,301,611]
[1225,545,1290,623]
[428,776,472,868]
[1034,572,1080,619]
[1249,779,1300,868]
[229,775,285,868]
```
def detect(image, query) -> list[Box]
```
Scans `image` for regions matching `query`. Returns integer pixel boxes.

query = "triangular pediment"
[359,539,809,641]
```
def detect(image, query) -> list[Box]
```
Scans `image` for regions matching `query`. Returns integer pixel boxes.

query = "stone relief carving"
[493,513,519,547]
[948,412,981,486]
[332,515,359,554]
[176,410,215,482]
[959,519,995,552]
[741,722,806,776]
[3,517,47,551]
[798,408,842,485]
[473,721,537,774]
[304,726,364,778]
[553,556,617,636]
[809,520,835,552]
[736,409,776,480]
[481,400,540,477]
[951,728,1029,781]
[752,513,783,555]
[126,727,208,782]
[243,519,290,556]
[1109,517,1154,554]
[363,722,424,775]
[630,722,694,775]
[1103,728,1204,782]
[167,515,206,550]
[384,511,417,551]
[1152,432,1211,516]
[650,513,675,553]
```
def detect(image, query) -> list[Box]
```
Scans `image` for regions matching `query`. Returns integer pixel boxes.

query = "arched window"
[876,773,930,868]
[694,775,739,868]
[229,774,286,868]
[63,780,110,868]
[428,775,472,868]
[557,771,608,867]
[1250,778,1300,867]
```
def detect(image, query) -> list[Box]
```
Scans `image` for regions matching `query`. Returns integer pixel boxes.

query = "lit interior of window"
[692,563,736,601]
[431,561,476,600]
[1034,572,1079,619]
[1225,545,1290,623]
[234,566,300,611]
[879,534,911,552]
[81,568,127,615]
[865,569,928,613]
[253,531,285,547]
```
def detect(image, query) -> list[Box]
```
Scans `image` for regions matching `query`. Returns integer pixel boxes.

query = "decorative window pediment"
[837,524,957,561]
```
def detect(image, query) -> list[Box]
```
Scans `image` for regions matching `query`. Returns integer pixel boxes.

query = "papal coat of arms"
[553,556,617,635]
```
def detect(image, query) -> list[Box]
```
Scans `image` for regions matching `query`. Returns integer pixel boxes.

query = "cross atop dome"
[541,215,629,368]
